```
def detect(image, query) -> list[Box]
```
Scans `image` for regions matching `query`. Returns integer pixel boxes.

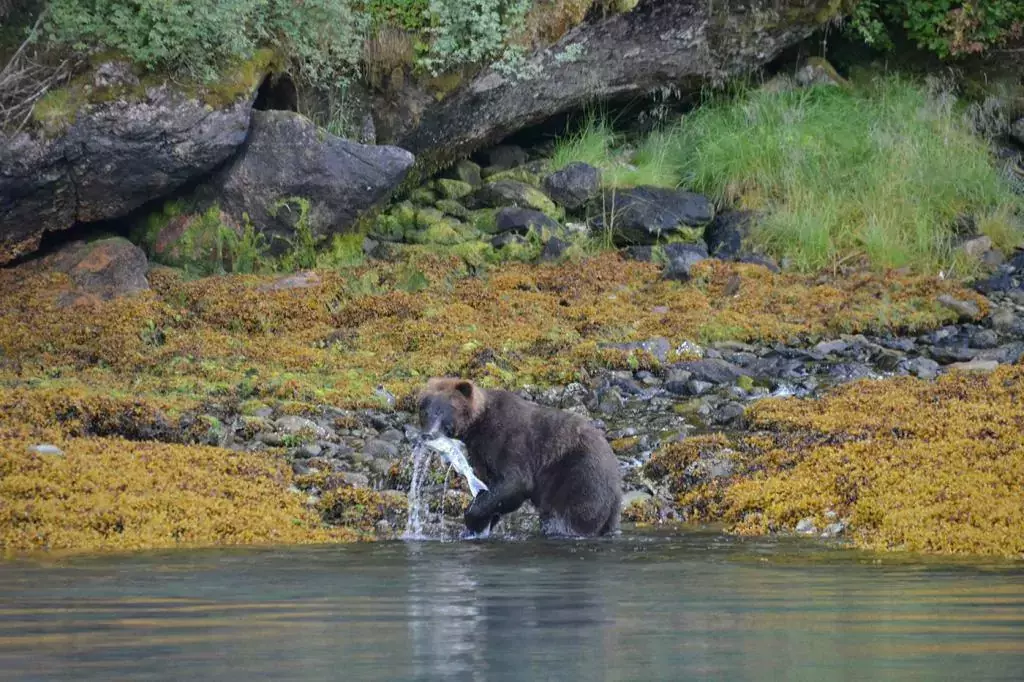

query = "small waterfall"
[403,436,488,541]
[403,441,433,539]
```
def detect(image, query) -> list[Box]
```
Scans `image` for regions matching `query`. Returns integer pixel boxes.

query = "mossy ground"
[0,249,992,556]
[0,251,982,418]
[645,366,1024,559]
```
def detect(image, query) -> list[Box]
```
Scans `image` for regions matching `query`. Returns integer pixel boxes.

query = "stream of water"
[1,531,1022,681]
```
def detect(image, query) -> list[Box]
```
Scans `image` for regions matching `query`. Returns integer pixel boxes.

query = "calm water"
[1,531,1023,681]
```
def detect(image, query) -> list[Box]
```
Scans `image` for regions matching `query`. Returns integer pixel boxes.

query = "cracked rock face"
[0,82,254,265]
[207,110,415,252]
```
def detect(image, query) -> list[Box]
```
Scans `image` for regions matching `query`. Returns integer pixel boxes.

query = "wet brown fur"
[418,377,623,537]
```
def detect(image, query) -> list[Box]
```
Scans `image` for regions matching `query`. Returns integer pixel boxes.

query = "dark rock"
[973,270,1014,295]
[686,380,714,396]
[591,186,713,245]
[624,246,654,262]
[542,162,601,210]
[467,180,558,215]
[672,359,746,385]
[704,210,757,259]
[661,242,709,282]
[828,363,876,382]
[210,110,414,252]
[597,388,625,415]
[990,308,1024,336]
[540,236,570,262]
[26,237,149,307]
[0,80,255,264]
[482,145,528,171]
[379,428,405,443]
[711,402,746,425]
[872,348,903,372]
[293,443,323,459]
[607,373,645,395]
[495,207,560,234]
[969,328,999,349]
[877,336,917,353]
[907,357,940,380]
[814,340,849,355]
[929,346,978,365]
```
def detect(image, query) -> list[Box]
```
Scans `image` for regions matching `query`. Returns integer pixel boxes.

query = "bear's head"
[417,377,485,438]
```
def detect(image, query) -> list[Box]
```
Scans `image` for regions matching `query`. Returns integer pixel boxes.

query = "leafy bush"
[850,1,1024,58]
[44,0,366,87]
[419,0,532,74]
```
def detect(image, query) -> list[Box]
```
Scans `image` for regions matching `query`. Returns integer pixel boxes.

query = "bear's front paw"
[464,492,493,533]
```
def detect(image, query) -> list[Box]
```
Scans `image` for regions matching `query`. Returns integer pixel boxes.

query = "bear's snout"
[419,395,455,438]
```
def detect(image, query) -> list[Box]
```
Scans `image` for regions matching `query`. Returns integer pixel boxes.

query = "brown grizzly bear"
[417,377,622,537]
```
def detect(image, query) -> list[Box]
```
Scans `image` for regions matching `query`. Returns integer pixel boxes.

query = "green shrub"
[419,0,532,74]
[44,0,366,87]
[849,1,1024,58]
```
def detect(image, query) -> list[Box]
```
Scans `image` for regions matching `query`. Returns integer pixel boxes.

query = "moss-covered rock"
[410,188,438,206]
[434,178,473,200]
[415,207,448,230]
[482,167,542,186]
[435,199,471,220]
[470,208,499,234]
[392,201,418,230]
[409,222,466,245]
[469,180,563,220]
[442,159,483,188]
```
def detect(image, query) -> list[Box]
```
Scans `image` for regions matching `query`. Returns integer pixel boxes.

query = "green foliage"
[419,0,532,74]
[175,207,271,277]
[366,0,430,31]
[668,77,1023,274]
[848,1,1024,59]
[550,114,677,189]
[44,0,366,87]
[317,231,367,270]
[273,197,318,271]
[264,0,367,89]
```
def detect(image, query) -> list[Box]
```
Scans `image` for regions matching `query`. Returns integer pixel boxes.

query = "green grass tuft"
[669,77,1023,274]
[551,76,1023,275]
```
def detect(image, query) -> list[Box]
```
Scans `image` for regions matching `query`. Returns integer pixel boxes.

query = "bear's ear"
[454,380,474,400]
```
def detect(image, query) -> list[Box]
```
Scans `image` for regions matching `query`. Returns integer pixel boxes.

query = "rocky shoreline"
[155,258,1022,544]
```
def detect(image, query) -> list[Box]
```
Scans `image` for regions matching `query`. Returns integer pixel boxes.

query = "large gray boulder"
[392,0,844,179]
[209,110,415,251]
[0,69,254,265]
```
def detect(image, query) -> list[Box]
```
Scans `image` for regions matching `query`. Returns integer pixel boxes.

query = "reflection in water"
[0,534,1021,681]
[406,541,488,679]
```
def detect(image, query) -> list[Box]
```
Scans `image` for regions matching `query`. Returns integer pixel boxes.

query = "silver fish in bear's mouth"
[420,435,489,497]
